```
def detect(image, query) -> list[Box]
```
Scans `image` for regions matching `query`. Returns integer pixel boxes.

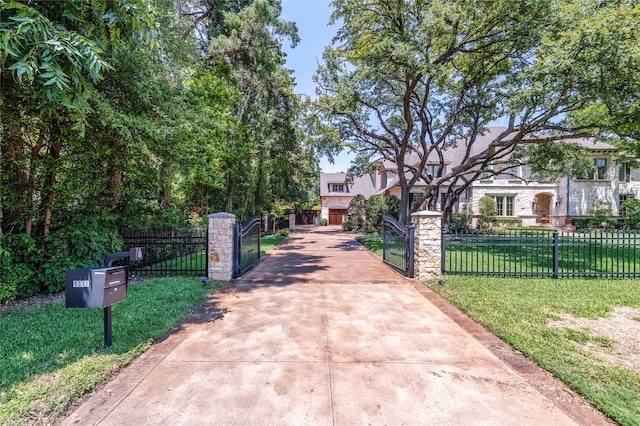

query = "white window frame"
[331,183,345,193]
[492,195,515,217]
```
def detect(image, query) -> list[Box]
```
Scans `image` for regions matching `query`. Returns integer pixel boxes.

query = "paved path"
[62,226,611,425]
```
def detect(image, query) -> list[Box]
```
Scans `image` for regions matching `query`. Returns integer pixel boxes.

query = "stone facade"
[208,212,236,282]
[411,211,442,280]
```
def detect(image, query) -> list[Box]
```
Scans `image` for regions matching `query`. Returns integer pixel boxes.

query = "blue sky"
[280,0,355,173]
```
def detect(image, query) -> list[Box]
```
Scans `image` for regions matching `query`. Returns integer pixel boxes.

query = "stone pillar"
[411,211,442,281]
[288,213,296,231]
[208,212,236,281]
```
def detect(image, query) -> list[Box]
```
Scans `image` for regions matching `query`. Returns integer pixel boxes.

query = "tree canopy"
[313,0,640,224]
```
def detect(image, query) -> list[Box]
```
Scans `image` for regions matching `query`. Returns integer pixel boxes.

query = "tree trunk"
[224,172,233,212]
[160,161,174,208]
[24,129,47,236]
[398,185,410,225]
[110,157,123,208]
[42,125,63,237]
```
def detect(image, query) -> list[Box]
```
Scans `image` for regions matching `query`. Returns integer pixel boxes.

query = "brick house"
[320,127,640,228]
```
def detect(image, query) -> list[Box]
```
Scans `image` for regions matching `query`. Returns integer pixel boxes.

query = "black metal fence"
[121,227,207,277]
[233,215,261,278]
[382,215,415,278]
[443,229,640,278]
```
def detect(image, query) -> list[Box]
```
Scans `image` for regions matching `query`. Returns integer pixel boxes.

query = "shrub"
[495,217,522,228]
[320,218,328,226]
[478,196,497,225]
[275,228,291,237]
[620,198,640,229]
[572,217,591,230]
[385,196,400,219]
[39,216,122,294]
[450,213,468,231]
[364,195,387,229]
[347,194,367,229]
[0,234,40,302]
[589,199,615,228]
[343,220,356,231]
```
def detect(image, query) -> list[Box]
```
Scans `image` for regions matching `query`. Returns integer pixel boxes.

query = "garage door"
[328,209,347,225]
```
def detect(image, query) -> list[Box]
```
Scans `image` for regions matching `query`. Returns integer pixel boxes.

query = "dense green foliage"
[346,194,399,231]
[0,0,319,301]
[0,277,215,424]
[478,196,497,227]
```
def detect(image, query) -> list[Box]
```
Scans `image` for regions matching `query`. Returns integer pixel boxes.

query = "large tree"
[0,0,152,235]
[314,0,640,225]
[182,0,317,218]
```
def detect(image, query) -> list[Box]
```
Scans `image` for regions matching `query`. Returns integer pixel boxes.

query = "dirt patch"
[548,307,640,374]
[0,293,65,313]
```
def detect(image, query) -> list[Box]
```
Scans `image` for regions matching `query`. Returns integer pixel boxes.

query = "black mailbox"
[65,266,128,308]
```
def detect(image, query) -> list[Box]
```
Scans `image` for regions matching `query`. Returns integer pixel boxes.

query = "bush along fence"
[443,229,640,278]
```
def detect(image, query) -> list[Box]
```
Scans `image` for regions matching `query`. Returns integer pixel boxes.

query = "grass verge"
[261,235,285,255]
[0,277,217,425]
[356,231,383,256]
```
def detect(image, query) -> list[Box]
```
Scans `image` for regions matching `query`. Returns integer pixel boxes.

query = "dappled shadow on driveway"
[235,252,330,288]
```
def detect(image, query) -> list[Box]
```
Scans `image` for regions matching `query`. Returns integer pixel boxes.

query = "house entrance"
[534,193,552,223]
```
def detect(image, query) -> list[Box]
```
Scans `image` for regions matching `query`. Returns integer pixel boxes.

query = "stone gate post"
[208,212,236,281]
[289,213,296,231]
[411,211,442,281]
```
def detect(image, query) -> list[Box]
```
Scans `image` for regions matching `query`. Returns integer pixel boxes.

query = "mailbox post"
[65,247,143,347]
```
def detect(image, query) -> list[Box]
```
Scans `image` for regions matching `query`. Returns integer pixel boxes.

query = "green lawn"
[356,232,383,256]
[0,278,217,425]
[357,231,640,425]
[261,234,285,255]
[444,232,640,277]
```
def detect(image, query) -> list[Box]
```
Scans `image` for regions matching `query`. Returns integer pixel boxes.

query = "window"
[595,158,607,180]
[492,195,515,216]
[619,163,631,183]
[580,158,608,180]
[495,163,519,180]
[576,158,608,180]
[331,183,345,192]
[480,167,493,180]
[426,164,445,178]
[409,192,423,208]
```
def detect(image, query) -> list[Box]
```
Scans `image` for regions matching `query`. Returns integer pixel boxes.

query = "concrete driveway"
[62,226,611,425]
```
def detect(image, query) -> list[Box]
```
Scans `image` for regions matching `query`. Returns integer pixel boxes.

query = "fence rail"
[382,215,415,278]
[234,215,262,278]
[121,227,207,277]
[443,229,640,278]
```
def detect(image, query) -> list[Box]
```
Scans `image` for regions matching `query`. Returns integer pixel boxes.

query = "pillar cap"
[208,212,236,219]
[411,210,442,218]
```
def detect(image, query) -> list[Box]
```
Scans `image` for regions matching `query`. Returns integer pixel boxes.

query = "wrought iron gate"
[382,215,415,278]
[233,214,262,278]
